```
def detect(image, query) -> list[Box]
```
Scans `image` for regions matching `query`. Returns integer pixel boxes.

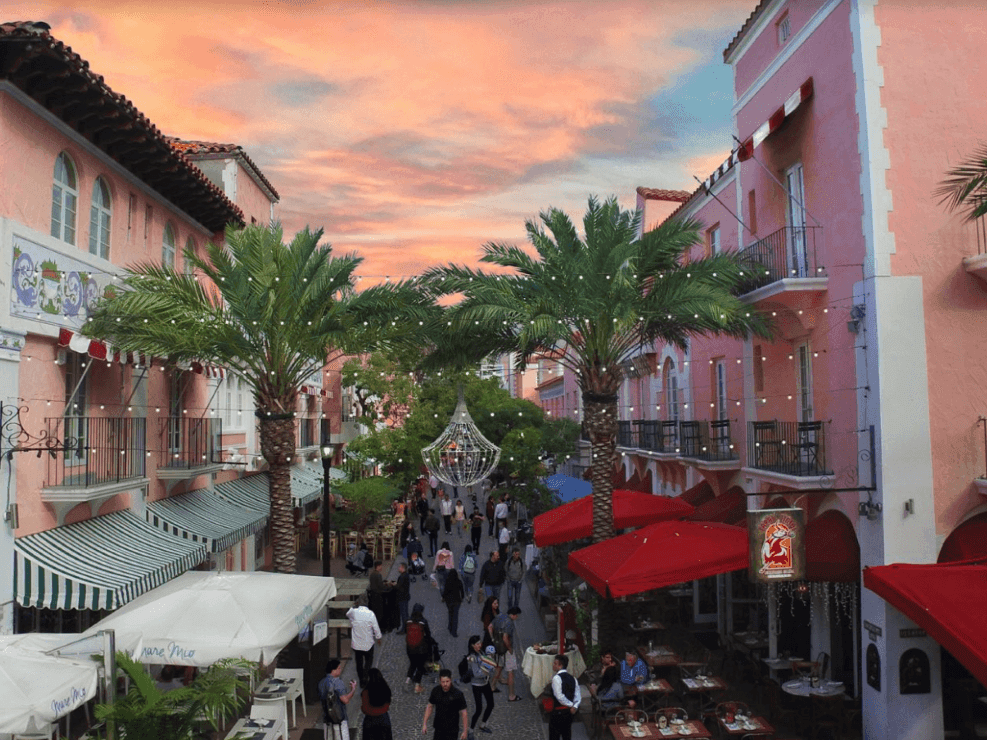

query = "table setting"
[782,676,846,697]
[718,711,774,736]
[652,718,711,738]
[254,676,296,700]
[224,716,279,740]
[681,675,727,691]
[638,645,680,667]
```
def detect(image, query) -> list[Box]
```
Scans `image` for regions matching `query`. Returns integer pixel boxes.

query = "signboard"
[900,628,926,639]
[863,620,883,640]
[747,507,805,582]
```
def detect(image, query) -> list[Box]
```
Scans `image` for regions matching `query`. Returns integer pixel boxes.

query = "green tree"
[84,223,432,573]
[936,143,987,221]
[540,417,581,467]
[335,475,400,532]
[421,196,770,543]
[340,352,418,427]
[94,653,252,740]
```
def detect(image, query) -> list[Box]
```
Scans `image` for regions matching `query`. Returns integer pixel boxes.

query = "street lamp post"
[320,441,339,578]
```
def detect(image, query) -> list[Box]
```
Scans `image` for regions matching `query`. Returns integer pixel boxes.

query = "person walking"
[469,508,484,553]
[477,550,505,601]
[346,596,382,688]
[395,561,411,634]
[485,496,496,538]
[429,473,439,499]
[442,568,465,638]
[361,667,393,740]
[497,524,511,562]
[319,659,357,740]
[400,521,416,555]
[440,493,454,535]
[459,545,477,603]
[465,635,495,735]
[368,560,396,632]
[491,606,522,702]
[405,603,432,694]
[453,499,466,538]
[494,496,509,531]
[505,548,525,611]
[422,669,468,740]
[479,596,499,644]
[547,654,580,740]
[418,495,431,536]
[434,541,454,592]
[424,509,441,557]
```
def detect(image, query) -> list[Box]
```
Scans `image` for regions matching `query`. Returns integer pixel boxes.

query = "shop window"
[89,177,112,259]
[51,152,78,244]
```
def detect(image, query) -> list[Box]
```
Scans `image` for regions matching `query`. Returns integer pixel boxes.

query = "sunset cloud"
[7,0,753,278]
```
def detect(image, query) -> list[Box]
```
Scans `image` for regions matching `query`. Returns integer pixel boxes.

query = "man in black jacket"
[477,550,506,601]
[424,509,441,557]
[395,561,411,633]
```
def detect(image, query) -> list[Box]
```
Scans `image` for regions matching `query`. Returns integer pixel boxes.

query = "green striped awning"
[146,488,268,553]
[14,510,208,611]
[215,473,270,513]
[289,464,323,507]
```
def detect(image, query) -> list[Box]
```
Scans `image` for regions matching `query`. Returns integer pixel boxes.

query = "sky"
[8,0,754,281]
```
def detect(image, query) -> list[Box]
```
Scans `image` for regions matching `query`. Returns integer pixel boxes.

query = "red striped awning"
[738,78,814,161]
[300,385,328,397]
[58,329,225,378]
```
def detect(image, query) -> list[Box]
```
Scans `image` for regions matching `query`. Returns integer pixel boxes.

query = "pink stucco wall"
[875,2,987,538]
[235,164,277,225]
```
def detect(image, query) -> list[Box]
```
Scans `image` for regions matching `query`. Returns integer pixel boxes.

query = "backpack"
[319,677,344,725]
[406,619,427,652]
[458,655,472,683]
[462,554,476,574]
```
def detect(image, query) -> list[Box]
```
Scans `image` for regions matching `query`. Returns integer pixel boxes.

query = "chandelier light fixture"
[421,388,500,488]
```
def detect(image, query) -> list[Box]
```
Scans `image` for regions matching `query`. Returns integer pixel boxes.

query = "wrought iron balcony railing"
[746,419,831,477]
[739,226,824,294]
[45,416,147,488]
[679,420,739,462]
[617,420,633,447]
[159,416,221,469]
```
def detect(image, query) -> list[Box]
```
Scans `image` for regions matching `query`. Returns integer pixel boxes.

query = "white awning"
[147,488,268,553]
[14,510,207,611]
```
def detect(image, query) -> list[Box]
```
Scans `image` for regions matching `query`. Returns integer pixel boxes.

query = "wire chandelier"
[421,390,500,488]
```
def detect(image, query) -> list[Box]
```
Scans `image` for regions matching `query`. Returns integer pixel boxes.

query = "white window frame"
[777,12,791,45]
[51,152,78,245]
[162,223,177,267]
[664,361,679,424]
[796,343,813,422]
[785,162,808,277]
[184,237,196,275]
[715,359,728,421]
[89,177,111,259]
[709,225,721,256]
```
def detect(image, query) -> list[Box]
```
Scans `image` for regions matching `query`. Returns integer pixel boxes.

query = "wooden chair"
[715,701,752,722]
[812,651,830,681]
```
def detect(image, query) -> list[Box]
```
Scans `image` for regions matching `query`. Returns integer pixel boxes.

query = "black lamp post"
[320,441,339,578]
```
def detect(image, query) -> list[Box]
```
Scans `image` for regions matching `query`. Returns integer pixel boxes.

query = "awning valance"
[805,509,859,582]
[214,473,270,514]
[300,384,328,397]
[14,510,207,610]
[58,329,225,377]
[738,77,814,161]
[568,520,748,599]
[534,489,694,547]
[677,480,715,508]
[147,488,268,553]
[864,560,987,688]
[289,463,323,507]
[685,486,747,526]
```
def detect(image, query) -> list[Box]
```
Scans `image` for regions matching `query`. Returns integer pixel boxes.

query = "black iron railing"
[159,417,221,469]
[739,226,824,294]
[678,420,739,462]
[617,421,633,447]
[45,416,146,487]
[747,419,831,476]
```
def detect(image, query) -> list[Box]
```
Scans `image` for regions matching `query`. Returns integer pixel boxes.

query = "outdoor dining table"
[782,677,846,698]
[629,620,666,634]
[718,715,775,736]
[625,678,675,710]
[224,716,280,740]
[253,676,297,725]
[521,645,586,697]
[637,645,681,668]
[608,720,712,739]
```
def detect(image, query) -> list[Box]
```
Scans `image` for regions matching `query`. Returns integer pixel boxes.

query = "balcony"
[738,226,828,315]
[678,420,741,470]
[42,416,150,524]
[157,417,224,490]
[615,419,680,456]
[744,419,832,488]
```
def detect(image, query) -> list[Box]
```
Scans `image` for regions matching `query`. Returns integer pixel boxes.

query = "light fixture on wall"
[858,493,882,521]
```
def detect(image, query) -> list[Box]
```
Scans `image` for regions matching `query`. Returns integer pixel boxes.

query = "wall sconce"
[859,496,883,521]
[904,498,914,515]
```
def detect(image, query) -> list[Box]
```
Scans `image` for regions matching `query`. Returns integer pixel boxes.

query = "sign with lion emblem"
[748,507,805,582]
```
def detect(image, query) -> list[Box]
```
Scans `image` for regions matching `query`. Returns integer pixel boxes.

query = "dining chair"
[274,667,306,727]
[812,651,830,681]
[250,702,288,740]
[614,708,648,725]
[654,706,689,723]
[715,700,752,722]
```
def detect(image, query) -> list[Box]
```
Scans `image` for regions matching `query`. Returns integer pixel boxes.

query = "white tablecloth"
[782,678,845,697]
[521,646,586,697]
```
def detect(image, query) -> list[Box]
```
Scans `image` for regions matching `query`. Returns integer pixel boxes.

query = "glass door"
[785,163,808,277]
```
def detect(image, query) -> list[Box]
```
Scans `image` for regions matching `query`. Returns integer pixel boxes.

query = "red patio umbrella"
[533,489,694,547]
[685,486,748,526]
[568,520,748,599]
[677,480,715,507]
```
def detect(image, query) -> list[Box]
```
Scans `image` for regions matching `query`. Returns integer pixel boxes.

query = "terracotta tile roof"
[636,187,692,203]
[165,137,280,202]
[723,1,770,62]
[0,21,244,232]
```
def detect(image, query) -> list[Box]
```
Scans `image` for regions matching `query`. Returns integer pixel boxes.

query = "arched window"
[89,177,111,259]
[162,223,176,267]
[51,152,78,244]
[183,237,196,275]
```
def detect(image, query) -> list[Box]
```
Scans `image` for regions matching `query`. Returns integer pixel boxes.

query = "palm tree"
[85,223,432,573]
[421,196,770,543]
[936,143,987,221]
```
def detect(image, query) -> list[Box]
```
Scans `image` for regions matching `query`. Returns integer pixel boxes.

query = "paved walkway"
[285,485,590,740]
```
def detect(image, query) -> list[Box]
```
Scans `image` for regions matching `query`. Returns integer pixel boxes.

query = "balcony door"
[785,163,808,277]
[796,344,813,422]
[64,353,88,468]
[664,359,679,446]
[168,373,183,457]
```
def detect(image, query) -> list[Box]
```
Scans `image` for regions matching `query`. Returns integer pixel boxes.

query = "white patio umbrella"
[84,571,336,666]
[0,644,98,734]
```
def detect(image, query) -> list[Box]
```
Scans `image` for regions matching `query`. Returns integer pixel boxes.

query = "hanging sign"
[748,507,805,582]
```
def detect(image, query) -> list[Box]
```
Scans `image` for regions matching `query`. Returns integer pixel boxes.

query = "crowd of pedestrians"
[317,478,560,740]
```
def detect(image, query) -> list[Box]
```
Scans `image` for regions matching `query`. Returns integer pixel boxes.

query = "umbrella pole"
[100,630,117,740]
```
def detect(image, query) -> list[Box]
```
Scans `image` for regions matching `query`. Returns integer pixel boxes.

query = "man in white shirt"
[346,595,382,688]
[548,654,580,740]
[440,492,454,534]
[494,497,509,531]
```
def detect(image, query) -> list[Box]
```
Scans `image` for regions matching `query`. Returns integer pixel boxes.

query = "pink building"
[0,22,338,635]
[589,2,987,737]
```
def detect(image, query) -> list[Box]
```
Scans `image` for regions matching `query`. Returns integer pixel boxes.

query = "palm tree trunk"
[583,391,617,544]
[259,415,298,574]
